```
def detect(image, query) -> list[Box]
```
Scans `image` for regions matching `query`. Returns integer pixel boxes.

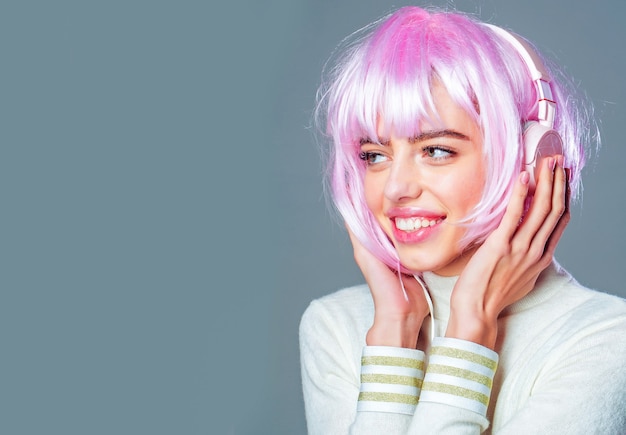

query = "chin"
[396,249,470,277]
[398,256,449,275]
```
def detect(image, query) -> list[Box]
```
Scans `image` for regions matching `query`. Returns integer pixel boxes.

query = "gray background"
[1,1,623,434]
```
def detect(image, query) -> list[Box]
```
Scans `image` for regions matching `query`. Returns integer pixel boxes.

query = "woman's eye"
[359,151,388,165]
[423,146,454,160]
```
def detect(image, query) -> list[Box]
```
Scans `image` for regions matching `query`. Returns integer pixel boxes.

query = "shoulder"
[299,284,373,356]
[299,284,373,387]
[556,280,626,350]
[528,262,626,362]
[551,262,626,323]
[535,269,626,432]
[518,261,626,321]
[502,262,626,368]
[300,284,373,335]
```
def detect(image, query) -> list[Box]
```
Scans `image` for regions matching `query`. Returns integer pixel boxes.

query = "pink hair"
[315,6,594,272]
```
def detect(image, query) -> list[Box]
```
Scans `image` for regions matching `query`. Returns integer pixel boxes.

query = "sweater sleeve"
[409,337,498,434]
[300,299,414,434]
[300,299,498,434]
[349,346,425,434]
[493,313,626,434]
[302,280,626,434]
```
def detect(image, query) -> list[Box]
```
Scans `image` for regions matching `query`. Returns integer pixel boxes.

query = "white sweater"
[300,262,626,434]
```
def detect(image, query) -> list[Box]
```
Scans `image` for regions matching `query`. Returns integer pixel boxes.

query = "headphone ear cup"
[523,121,563,191]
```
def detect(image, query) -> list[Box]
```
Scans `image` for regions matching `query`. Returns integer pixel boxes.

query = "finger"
[530,156,567,252]
[345,223,373,258]
[491,171,531,241]
[345,223,400,292]
[514,156,557,244]
[542,165,571,258]
[345,222,375,269]
[345,223,364,257]
[564,167,571,212]
[345,222,358,245]
[542,203,569,260]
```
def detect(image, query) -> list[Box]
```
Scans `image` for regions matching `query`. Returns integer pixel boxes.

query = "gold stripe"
[361,373,423,388]
[426,364,492,388]
[430,346,497,371]
[358,391,418,405]
[361,355,424,370]
[422,381,490,406]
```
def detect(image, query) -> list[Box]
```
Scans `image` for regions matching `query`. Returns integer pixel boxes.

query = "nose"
[383,155,422,203]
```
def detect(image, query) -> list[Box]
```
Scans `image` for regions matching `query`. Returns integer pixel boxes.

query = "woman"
[300,6,626,434]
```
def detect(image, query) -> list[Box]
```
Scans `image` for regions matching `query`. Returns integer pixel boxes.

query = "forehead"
[373,82,481,142]
[345,61,481,141]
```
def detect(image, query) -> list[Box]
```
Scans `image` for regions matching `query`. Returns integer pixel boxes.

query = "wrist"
[366,315,423,349]
[445,310,498,349]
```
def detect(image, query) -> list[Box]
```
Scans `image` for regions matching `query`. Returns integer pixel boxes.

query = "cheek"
[465,163,487,202]
[459,176,484,207]
[436,165,485,213]
[363,173,385,214]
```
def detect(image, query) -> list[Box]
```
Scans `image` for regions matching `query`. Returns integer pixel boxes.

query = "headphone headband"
[484,23,556,128]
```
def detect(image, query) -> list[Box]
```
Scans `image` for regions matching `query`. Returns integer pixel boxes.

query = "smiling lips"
[389,213,446,244]
[395,216,443,230]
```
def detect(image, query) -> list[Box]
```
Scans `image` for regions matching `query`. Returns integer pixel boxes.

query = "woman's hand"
[446,155,570,349]
[347,228,430,349]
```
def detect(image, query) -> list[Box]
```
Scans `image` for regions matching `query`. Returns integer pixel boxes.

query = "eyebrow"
[410,129,470,142]
[359,129,470,146]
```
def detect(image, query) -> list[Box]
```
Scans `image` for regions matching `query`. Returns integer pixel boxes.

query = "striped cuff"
[357,346,425,415]
[419,337,498,416]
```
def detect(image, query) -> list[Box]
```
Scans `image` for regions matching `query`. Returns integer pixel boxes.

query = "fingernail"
[548,157,556,171]
[556,155,564,167]
[520,171,530,185]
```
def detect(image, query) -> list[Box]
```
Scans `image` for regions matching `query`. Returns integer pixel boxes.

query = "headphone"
[484,24,563,190]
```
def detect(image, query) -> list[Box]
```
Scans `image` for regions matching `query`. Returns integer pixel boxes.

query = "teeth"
[395,217,441,231]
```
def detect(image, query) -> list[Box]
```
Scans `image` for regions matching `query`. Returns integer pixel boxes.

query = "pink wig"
[315,6,593,272]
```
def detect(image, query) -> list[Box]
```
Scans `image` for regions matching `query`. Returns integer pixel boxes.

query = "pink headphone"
[485,24,563,190]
